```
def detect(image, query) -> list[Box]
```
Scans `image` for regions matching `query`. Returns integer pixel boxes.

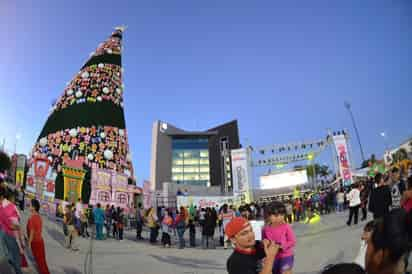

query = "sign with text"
[177,195,241,209]
[333,134,353,186]
[231,148,253,203]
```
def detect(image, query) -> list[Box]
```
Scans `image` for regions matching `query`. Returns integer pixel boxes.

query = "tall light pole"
[344,101,366,163]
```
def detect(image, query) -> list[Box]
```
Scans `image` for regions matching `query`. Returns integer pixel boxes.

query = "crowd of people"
[1,165,412,274]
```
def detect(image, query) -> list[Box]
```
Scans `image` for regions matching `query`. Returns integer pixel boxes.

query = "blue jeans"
[96,223,104,240]
[1,231,22,274]
[177,228,185,249]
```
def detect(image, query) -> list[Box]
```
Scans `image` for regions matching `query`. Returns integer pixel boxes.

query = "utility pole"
[344,101,366,163]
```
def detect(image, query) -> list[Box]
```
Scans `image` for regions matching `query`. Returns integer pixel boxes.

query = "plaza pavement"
[25,211,367,274]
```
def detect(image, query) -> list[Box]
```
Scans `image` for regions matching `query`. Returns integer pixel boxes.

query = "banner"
[231,148,252,203]
[333,134,353,186]
[177,195,241,209]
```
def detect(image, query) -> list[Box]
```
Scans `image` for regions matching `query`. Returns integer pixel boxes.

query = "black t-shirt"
[226,241,265,274]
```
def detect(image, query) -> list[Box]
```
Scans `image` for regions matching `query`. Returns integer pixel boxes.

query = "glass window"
[173,150,184,159]
[184,159,199,165]
[172,174,183,181]
[172,167,183,173]
[171,137,210,187]
[173,159,184,165]
[199,159,209,165]
[184,174,199,181]
[199,174,210,180]
[184,166,199,173]
[98,191,110,202]
[117,193,128,204]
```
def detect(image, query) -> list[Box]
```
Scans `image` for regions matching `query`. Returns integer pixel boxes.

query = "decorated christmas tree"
[27,28,136,205]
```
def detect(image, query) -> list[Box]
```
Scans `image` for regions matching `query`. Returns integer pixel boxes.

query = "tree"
[0,151,11,173]
[361,154,377,168]
[392,148,408,164]
[318,165,330,179]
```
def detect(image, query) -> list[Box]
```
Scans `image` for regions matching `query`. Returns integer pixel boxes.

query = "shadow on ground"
[150,254,226,271]
[46,226,66,247]
[62,266,82,274]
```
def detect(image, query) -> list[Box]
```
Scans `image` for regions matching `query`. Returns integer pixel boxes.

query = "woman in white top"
[346,183,361,226]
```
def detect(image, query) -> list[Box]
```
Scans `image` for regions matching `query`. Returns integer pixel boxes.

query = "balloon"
[104,149,113,160]
[87,153,94,160]
[39,137,48,147]
[69,128,78,137]
[97,96,102,102]
[66,89,74,96]
[98,63,104,68]
[116,88,121,94]
[81,71,89,79]
[103,87,109,94]
[48,156,53,162]
[75,91,82,98]
[118,129,124,136]
[100,132,106,138]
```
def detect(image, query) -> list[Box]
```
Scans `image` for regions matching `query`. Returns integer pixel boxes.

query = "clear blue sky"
[1,0,411,184]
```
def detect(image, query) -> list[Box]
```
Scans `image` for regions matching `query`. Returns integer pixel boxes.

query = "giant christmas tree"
[27,28,136,206]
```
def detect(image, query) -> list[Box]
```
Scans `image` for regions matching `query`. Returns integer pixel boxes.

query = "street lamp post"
[344,102,366,163]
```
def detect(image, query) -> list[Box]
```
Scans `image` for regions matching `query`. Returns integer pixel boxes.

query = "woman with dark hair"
[369,173,392,219]
[202,207,217,249]
[27,199,50,274]
[321,263,365,274]
[364,209,408,274]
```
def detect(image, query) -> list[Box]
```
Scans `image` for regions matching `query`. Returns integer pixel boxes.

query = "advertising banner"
[333,134,353,186]
[260,170,308,190]
[177,195,241,209]
[231,148,252,203]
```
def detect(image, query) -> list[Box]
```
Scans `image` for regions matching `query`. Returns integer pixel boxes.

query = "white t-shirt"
[348,188,361,207]
[337,192,345,204]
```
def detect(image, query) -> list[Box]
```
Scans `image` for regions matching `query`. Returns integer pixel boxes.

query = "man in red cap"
[226,217,279,274]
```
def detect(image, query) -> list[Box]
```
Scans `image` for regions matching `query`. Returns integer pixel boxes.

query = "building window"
[117,193,127,204]
[98,191,110,202]
[171,137,210,187]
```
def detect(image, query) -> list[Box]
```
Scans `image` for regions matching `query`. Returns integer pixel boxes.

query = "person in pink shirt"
[262,201,296,274]
[0,186,23,274]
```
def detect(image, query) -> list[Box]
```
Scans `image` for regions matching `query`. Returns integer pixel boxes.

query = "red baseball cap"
[225,217,250,238]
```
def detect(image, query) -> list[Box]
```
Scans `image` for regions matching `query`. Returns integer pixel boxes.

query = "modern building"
[150,120,240,194]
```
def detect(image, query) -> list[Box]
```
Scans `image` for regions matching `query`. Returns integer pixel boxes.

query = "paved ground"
[24,211,367,274]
